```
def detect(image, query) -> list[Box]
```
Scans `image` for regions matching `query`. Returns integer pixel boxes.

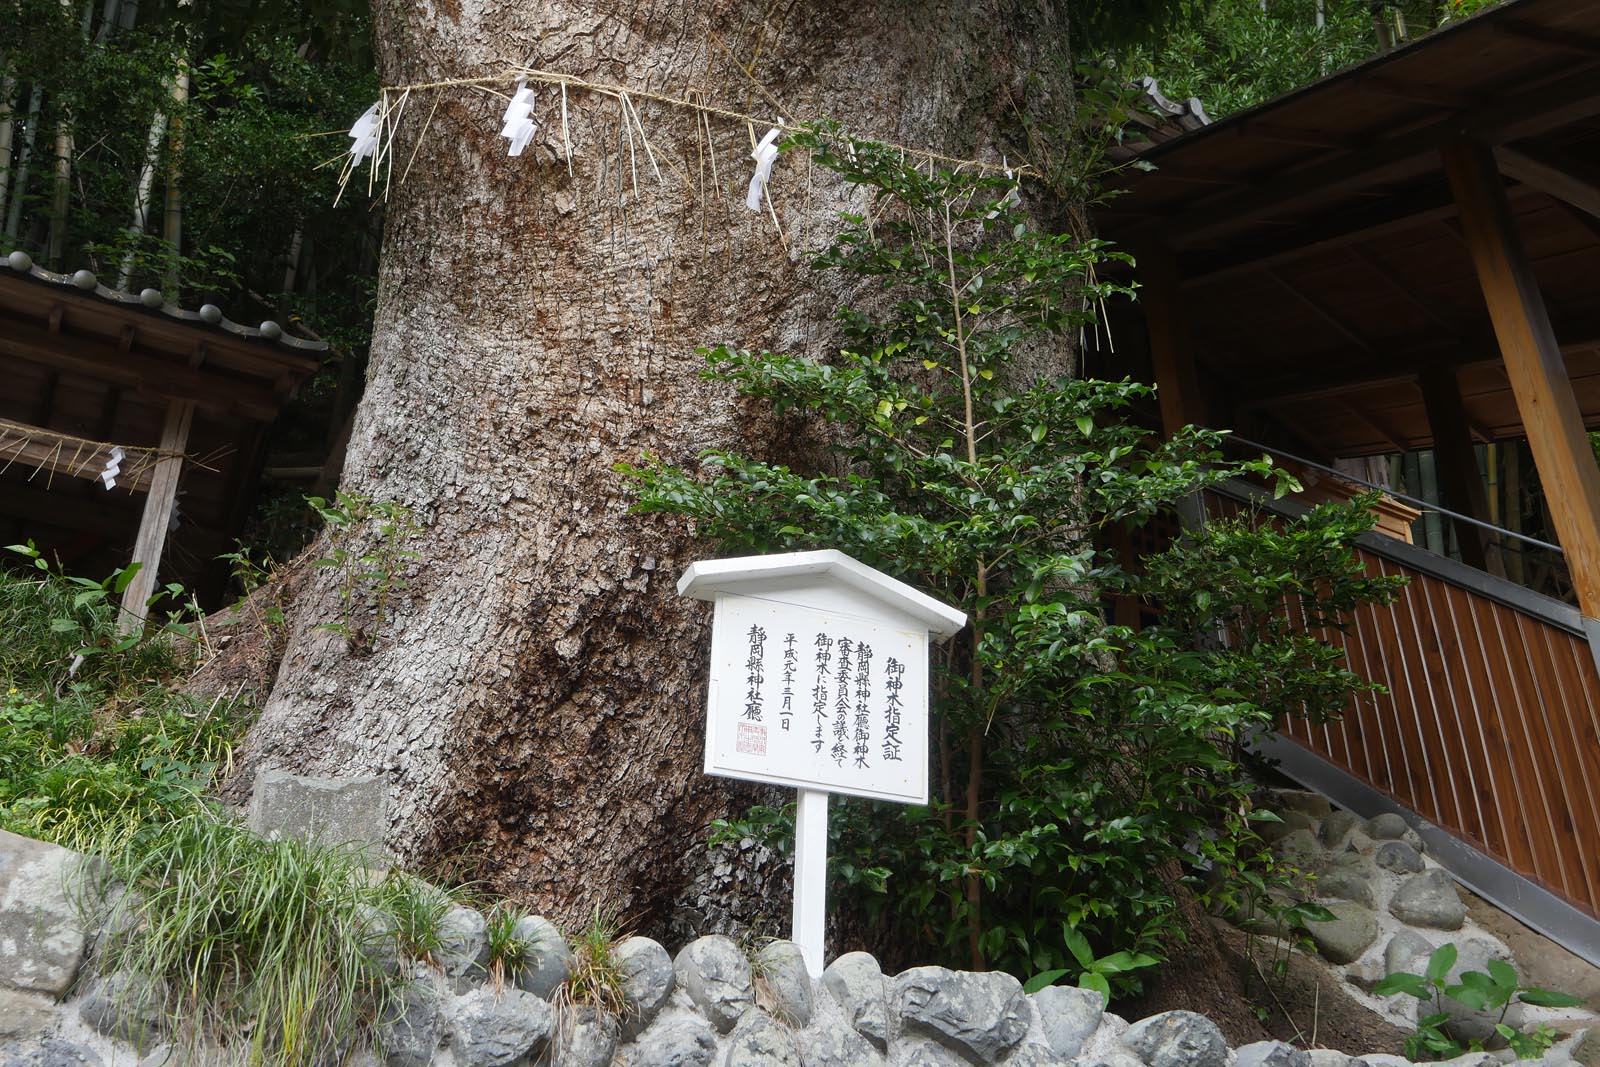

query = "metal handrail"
[1218,431,1565,556]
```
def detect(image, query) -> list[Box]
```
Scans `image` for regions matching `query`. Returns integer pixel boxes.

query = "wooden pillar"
[1418,367,1502,575]
[118,400,193,633]
[1443,139,1600,618]
[1136,241,1208,437]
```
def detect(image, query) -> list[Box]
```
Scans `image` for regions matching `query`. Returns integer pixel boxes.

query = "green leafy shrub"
[625,126,1395,988]
[307,491,421,650]
[1376,943,1584,1061]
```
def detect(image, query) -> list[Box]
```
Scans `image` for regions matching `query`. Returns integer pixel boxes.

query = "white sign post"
[678,550,967,976]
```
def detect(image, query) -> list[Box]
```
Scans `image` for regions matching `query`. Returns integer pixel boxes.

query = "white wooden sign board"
[679,550,966,976]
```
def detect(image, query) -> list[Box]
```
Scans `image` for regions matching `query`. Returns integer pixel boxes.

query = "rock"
[887,1037,970,1067]
[1367,813,1409,841]
[1384,930,1435,977]
[1308,1050,1362,1067]
[1007,1044,1077,1067]
[1121,1010,1229,1067]
[1375,841,1425,874]
[1403,829,1426,854]
[621,1009,718,1067]
[551,1005,619,1067]
[1345,960,1386,992]
[376,975,443,1067]
[245,768,391,864]
[798,1015,886,1067]
[0,1037,103,1067]
[358,903,403,975]
[1304,901,1379,964]
[1081,1010,1132,1065]
[674,935,755,1034]
[755,940,814,1026]
[509,915,572,999]
[0,989,56,1040]
[1085,1050,1147,1067]
[1346,830,1377,855]
[1361,1055,1416,1067]
[1320,811,1363,847]
[1571,1028,1600,1067]
[1260,811,1317,844]
[1033,985,1105,1058]
[436,905,490,991]
[823,952,890,1050]
[1390,870,1467,930]
[78,970,168,1049]
[1273,829,1324,869]
[615,936,675,1038]
[893,966,1028,1062]
[726,1010,803,1066]
[447,987,552,1067]
[1274,790,1334,819]
[1237,1041,1313,1067]
[1319,853,1378,908]
[0,830,102,999]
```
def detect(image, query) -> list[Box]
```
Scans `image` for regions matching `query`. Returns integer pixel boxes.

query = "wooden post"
[1418,367,1502,575]
[1136,242,1208,437]
[792,787,829,977]
[118,399,193,633]
[1443,139,1600,618]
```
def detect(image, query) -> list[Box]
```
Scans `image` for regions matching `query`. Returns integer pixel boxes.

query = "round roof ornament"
[71,270,98,290]
[259,321,283,340]
[199,304,223,324]
[7,251,32,272]
[139,288,163,308]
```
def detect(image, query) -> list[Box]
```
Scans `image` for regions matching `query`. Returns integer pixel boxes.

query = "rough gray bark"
[242,0,1077,931]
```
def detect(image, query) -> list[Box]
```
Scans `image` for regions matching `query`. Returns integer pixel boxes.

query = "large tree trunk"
[242,0,1076,932]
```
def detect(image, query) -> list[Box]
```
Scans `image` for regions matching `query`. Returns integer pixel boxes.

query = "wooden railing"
[1206,486,1600,920]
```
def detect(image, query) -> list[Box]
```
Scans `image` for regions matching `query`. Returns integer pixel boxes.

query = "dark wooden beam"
[0,315,282,420]
[1494,144,1600,220]
[1444,137,1600,619]
[1134,242,1209,436]
[1265,270,1378,355]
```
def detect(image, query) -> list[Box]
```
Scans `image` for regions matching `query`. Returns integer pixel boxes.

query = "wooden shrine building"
[1093,0,1600,963]
[0,251,324,622]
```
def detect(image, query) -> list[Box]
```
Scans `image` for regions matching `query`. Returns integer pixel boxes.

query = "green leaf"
[1061,924,1094,970]
[1485,959,1517,993]
[1023,969,1071,994]
[1078,970,1111,1006]
[1425,944,1458,983]
[1517,989,1585,1008]
[1075,416,1094,436]
[1373,973,1430,999]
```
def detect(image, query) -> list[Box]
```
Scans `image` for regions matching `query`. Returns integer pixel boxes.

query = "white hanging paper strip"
[99,446,124,491]
[746,127,782,212]
[347,102,381,163]
[501,85,538,157]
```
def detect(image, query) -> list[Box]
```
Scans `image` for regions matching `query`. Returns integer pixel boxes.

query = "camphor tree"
[241,0,1096,929]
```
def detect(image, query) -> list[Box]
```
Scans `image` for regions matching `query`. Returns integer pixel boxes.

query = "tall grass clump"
[93,812,410,1065]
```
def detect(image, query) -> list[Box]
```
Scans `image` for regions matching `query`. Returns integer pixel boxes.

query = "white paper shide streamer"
[347,102,381,163]
[746,127,782,212]
[99,446,124,491]
[501,84,539,157]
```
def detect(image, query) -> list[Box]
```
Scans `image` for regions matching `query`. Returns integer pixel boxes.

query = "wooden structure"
[0,252,324,621]
[1094,0,1600,961]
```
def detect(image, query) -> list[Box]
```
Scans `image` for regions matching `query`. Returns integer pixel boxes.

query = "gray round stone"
[6,250,32,271]
[550,1005,618,1067]
[1260,811,1316,844]
[1121,1010,1229,1067]
[1319,853,1378,908]
[259,320,283,340]
[139,288,163,307]
[625,1010,718,1067]
[1273,829,1324,869]
[755,940,814,1027]
[1390,869,1467,930]
[1304,901,1379,965]
[1033,984,1105,1058]
[0,1038,103,1067]
[823,951,890,1050]
[893,966,1028,1062]
[726,1010,803,1067]
[447,986,552,1067]
[1007,1045,1077,1067]
[1367,813,1409,840]
[614,935,674,1038]
[674,935,755,1034]
[1428,995,1526,1050]
[375,975,442,1067]
[1384,930,1436,977]
[199,303,223,324]
[1375,841,1425,874]
[1273,790,1334,819]
[78,970,168,1049]
[1237,1040,1313,1067]
[435,905,490,991]
[1319,810,1362,847]
[71,269,97,290]
[510,915,572,999]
